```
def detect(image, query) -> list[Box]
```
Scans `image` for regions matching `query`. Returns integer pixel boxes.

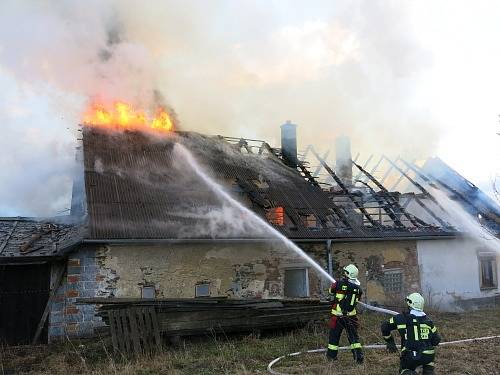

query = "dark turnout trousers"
[400,351,435,374]
[327,316,363,362]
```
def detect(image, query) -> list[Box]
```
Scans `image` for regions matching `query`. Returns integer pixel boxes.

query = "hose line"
[267,335,500,375]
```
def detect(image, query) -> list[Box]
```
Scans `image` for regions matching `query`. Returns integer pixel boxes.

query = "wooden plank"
[32,263,65,344]
[127,308,142,356]
[114,312,124,351]
[149,307,162,349]
[159,309,327,332]
[124,309,134,355]
[157,308,328,328]
[113,309,125,353]
[135,307,148,353]
[143,307,155,354]
[94,299,332,345]
[108,311,119,352]
[116,309,130,354]
[142,306,154,350]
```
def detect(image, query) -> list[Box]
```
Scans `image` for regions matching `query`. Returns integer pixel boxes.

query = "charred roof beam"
[352,160,423,228]
[312,149,331,177]
[355,180,405,228]
[296,161,321,188]
[383,156,450,227]
[353,154,374,183]
[358,155,383,185]
[310,148,380,228]
[400,159,500,225]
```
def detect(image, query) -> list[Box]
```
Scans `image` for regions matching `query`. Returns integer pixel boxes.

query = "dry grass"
[1,307,499,375]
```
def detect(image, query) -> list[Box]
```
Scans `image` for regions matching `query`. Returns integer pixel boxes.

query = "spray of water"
[431,187,500,254]
[173,143,398,315]
[173,142,334,282]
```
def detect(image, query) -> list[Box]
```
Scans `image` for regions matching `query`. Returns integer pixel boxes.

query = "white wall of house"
[417,237,500,311]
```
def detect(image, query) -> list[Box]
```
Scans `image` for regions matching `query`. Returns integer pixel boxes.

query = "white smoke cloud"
[430,188,500,254]
[0,0,498,215]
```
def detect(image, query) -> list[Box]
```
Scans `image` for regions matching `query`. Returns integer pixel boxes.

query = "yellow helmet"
[343,264,359,280]
[406,292,425,311]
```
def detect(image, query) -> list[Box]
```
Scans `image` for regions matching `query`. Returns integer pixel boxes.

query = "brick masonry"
[48,247,106,341]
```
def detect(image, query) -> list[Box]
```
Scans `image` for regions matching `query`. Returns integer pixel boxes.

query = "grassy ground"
[1,307,499,375]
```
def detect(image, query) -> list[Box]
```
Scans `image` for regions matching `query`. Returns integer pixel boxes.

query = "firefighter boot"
[325,353,337,361]
[422,364,435,375]
[400,370,417,375]
[351,349,364,364]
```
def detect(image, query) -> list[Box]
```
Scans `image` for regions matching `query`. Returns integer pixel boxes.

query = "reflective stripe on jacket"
[329,279,362,317]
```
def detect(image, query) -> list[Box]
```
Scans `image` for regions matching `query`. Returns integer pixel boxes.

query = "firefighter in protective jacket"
[327,264,364,363]
[381,292,441,375]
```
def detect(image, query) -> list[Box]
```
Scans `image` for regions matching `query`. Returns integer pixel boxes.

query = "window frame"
[382,268,404,294]
[478,253,498,290]
[299,213,322,230]
[195,282,211,297]
[283,267,310,298]
[141,285,156,299]
[266,206,285,226]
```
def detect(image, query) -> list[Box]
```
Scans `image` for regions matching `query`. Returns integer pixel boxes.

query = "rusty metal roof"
[82,127,455,241]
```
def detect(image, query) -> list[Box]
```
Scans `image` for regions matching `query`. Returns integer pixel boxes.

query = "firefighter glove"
[386,340,397,353]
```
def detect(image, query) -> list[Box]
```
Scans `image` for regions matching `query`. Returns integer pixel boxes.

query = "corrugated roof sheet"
[82,127,453,240]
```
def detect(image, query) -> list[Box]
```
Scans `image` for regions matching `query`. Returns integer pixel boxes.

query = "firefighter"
[326,264,364,363]
[381,292,441,375]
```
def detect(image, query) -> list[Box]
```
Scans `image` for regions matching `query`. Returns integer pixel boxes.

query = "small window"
[284,268,309,298]
[300,214,321,229]
[479,254,498,289]
[195,283,211,297]
[266,207,285,226]
[141,286,155,299]
[383,269,403,293]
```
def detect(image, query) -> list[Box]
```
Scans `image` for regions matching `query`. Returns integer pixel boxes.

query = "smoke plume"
[0,0,492,215]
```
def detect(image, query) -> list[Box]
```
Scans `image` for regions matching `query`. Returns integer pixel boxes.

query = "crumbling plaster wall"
[97,242,327,300]
[49,239,420,340]
[323,240,420,307]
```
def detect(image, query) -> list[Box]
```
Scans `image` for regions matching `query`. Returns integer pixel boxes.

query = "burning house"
[0,112,498,344]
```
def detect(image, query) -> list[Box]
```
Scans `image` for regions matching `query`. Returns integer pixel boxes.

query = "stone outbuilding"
[1,125,463,344]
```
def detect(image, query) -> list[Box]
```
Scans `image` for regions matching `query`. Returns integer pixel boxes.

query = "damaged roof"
[81,127,455,241]
[0,218,84,261]
[422,157,500,233]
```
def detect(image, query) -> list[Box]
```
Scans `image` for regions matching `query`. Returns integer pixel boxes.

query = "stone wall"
[328,240,420,307]
[48,239,420,340]
[94,242,327,299]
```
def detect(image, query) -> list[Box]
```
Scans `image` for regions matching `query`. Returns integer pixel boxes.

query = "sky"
[0,0,499,216]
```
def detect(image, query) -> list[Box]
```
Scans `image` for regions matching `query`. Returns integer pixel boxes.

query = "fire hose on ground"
[174,146,500,375]
[267,335,500,375]
[267,300,500,375]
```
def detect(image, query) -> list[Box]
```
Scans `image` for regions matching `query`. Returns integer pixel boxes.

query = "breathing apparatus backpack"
[401,314,436,360]
[332,280,362,315]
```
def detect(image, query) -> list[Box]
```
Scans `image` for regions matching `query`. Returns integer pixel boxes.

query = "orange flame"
[83,101,174,133]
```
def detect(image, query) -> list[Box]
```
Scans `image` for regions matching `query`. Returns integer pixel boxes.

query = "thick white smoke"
[430,188,500,254]
[0,1,497,215]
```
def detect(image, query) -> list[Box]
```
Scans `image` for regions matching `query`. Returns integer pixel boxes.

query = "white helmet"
[406,292,425,311]
[343,264,359,280]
